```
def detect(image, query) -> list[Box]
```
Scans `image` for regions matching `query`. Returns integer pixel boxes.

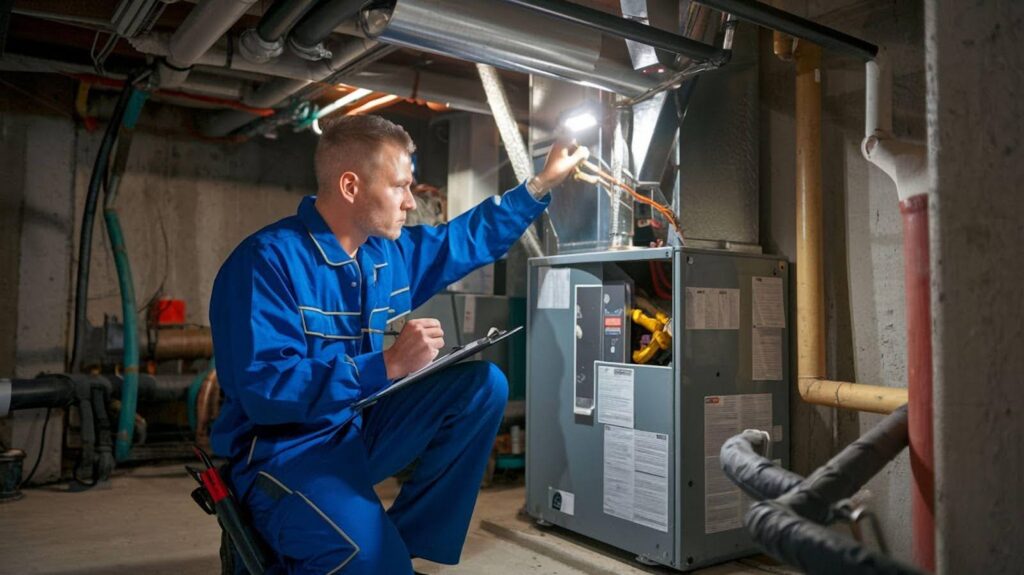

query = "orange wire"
[577,161,684,241]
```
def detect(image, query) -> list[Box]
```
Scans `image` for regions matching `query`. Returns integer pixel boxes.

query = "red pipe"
[901,194,934,571]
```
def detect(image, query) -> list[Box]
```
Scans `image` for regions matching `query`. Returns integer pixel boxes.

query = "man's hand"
[383,318,445,380]
[531,139,590,195]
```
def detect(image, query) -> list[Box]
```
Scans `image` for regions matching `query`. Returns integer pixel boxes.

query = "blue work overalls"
[209,182,549,574]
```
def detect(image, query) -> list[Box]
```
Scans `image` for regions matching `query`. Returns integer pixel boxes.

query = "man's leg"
[242,428,415,574]
[360,361,508,564]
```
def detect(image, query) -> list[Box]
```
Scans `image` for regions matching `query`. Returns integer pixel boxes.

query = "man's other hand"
[383,318,445,380]
[532,139,590,195]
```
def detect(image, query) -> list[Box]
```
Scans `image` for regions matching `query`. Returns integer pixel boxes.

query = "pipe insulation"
[365,0,659,98]
[157,0,259,88]
[720,429,805,501]
[737,406,924,575]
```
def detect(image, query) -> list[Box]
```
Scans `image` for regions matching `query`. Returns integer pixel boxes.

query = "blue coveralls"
[209,182,549,574]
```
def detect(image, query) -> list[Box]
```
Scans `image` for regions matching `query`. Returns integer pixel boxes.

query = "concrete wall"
[761,0,925,561]
[926,1,1024,572]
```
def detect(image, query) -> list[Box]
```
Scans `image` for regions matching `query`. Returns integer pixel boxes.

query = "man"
[209,114,587,574]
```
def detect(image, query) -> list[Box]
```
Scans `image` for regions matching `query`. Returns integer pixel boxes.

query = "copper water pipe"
[792,42,908,414]
[195,368,220,450]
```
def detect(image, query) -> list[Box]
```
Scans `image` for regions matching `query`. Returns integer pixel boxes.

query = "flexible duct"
[365,0,659,98]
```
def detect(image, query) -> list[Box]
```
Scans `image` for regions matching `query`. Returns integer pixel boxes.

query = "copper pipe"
[792,43,908,413]
[195,369,220,451]
[151,327,213,360]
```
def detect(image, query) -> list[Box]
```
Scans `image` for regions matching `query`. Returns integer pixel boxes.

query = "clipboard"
[352,325,524,412]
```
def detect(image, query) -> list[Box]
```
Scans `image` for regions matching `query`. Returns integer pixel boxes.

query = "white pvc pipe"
[861,49,928,202]
[158,0,259,88]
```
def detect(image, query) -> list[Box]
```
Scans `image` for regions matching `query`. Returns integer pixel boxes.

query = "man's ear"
[338,171,359,204]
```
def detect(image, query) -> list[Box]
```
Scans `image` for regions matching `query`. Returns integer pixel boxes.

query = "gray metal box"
[526,247,790,570]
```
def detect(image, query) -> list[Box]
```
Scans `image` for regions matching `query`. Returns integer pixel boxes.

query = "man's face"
[355,142,415,240]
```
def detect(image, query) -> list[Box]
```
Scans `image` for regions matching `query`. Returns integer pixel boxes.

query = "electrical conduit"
[106,89,148,461]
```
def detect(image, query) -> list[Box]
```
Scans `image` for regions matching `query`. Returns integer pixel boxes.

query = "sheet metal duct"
[364,0,660,97]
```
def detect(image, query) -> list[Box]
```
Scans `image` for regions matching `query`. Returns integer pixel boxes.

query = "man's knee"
[465,361,508,414]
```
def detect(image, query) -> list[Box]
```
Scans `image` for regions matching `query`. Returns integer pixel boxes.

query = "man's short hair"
[315,115,416,193]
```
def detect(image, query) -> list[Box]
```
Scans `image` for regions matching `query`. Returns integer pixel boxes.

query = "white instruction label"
[537,267,570,309]
[603,426,670,532]
[462,295,476,334]
[752,276,785,328]
[685,287,740,330]
[597,365,634,429]
[752,327,783,381]
[603,425,635,522]
[704,394,772,534]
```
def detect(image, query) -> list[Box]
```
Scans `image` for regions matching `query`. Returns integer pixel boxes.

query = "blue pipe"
[110,88,148,462]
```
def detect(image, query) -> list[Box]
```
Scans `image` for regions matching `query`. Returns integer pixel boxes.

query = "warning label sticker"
[704,394,772,534]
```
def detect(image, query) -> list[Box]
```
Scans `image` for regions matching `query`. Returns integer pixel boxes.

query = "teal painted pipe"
[107,209,140,461]
[110,88,148,461]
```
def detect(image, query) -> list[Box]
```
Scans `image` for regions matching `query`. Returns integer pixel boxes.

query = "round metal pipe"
[5,376,75,412]
[368,0,659,98]
[694,0,878,61]
[795,43,825,383]
[792,43,908,413]
[498,0,726,64]
[151,327,214,361]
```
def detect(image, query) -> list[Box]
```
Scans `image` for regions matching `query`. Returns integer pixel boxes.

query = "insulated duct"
[364,0,660,98]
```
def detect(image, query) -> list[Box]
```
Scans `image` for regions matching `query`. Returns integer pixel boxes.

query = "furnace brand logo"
[548,488,575,515]
[706,396,721,404]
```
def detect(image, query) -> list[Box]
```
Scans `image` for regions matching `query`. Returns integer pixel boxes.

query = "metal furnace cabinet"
[525,247,790,570]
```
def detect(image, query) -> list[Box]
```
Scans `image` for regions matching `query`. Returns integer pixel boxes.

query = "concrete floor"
[0,464,796,574]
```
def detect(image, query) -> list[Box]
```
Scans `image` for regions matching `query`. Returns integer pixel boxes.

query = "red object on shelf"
[151,298,186,325]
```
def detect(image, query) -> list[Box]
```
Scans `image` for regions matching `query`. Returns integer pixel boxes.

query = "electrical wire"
[574,159,685,242]
[19,408,53,488]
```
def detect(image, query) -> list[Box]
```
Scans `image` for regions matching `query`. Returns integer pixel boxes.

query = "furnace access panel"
[526,247,790,570]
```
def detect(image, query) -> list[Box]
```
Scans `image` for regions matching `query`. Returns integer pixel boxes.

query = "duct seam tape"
[0,378,10,418]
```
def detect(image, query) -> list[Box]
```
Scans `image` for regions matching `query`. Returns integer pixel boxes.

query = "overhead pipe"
[288,0,369,61]
[364,0,660,98]
[861,52,933,572]
[239,0,319,64]
[790,43,908,414]
[693,0,877,61]
[156,0,259,88]
[496,0,727,65]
